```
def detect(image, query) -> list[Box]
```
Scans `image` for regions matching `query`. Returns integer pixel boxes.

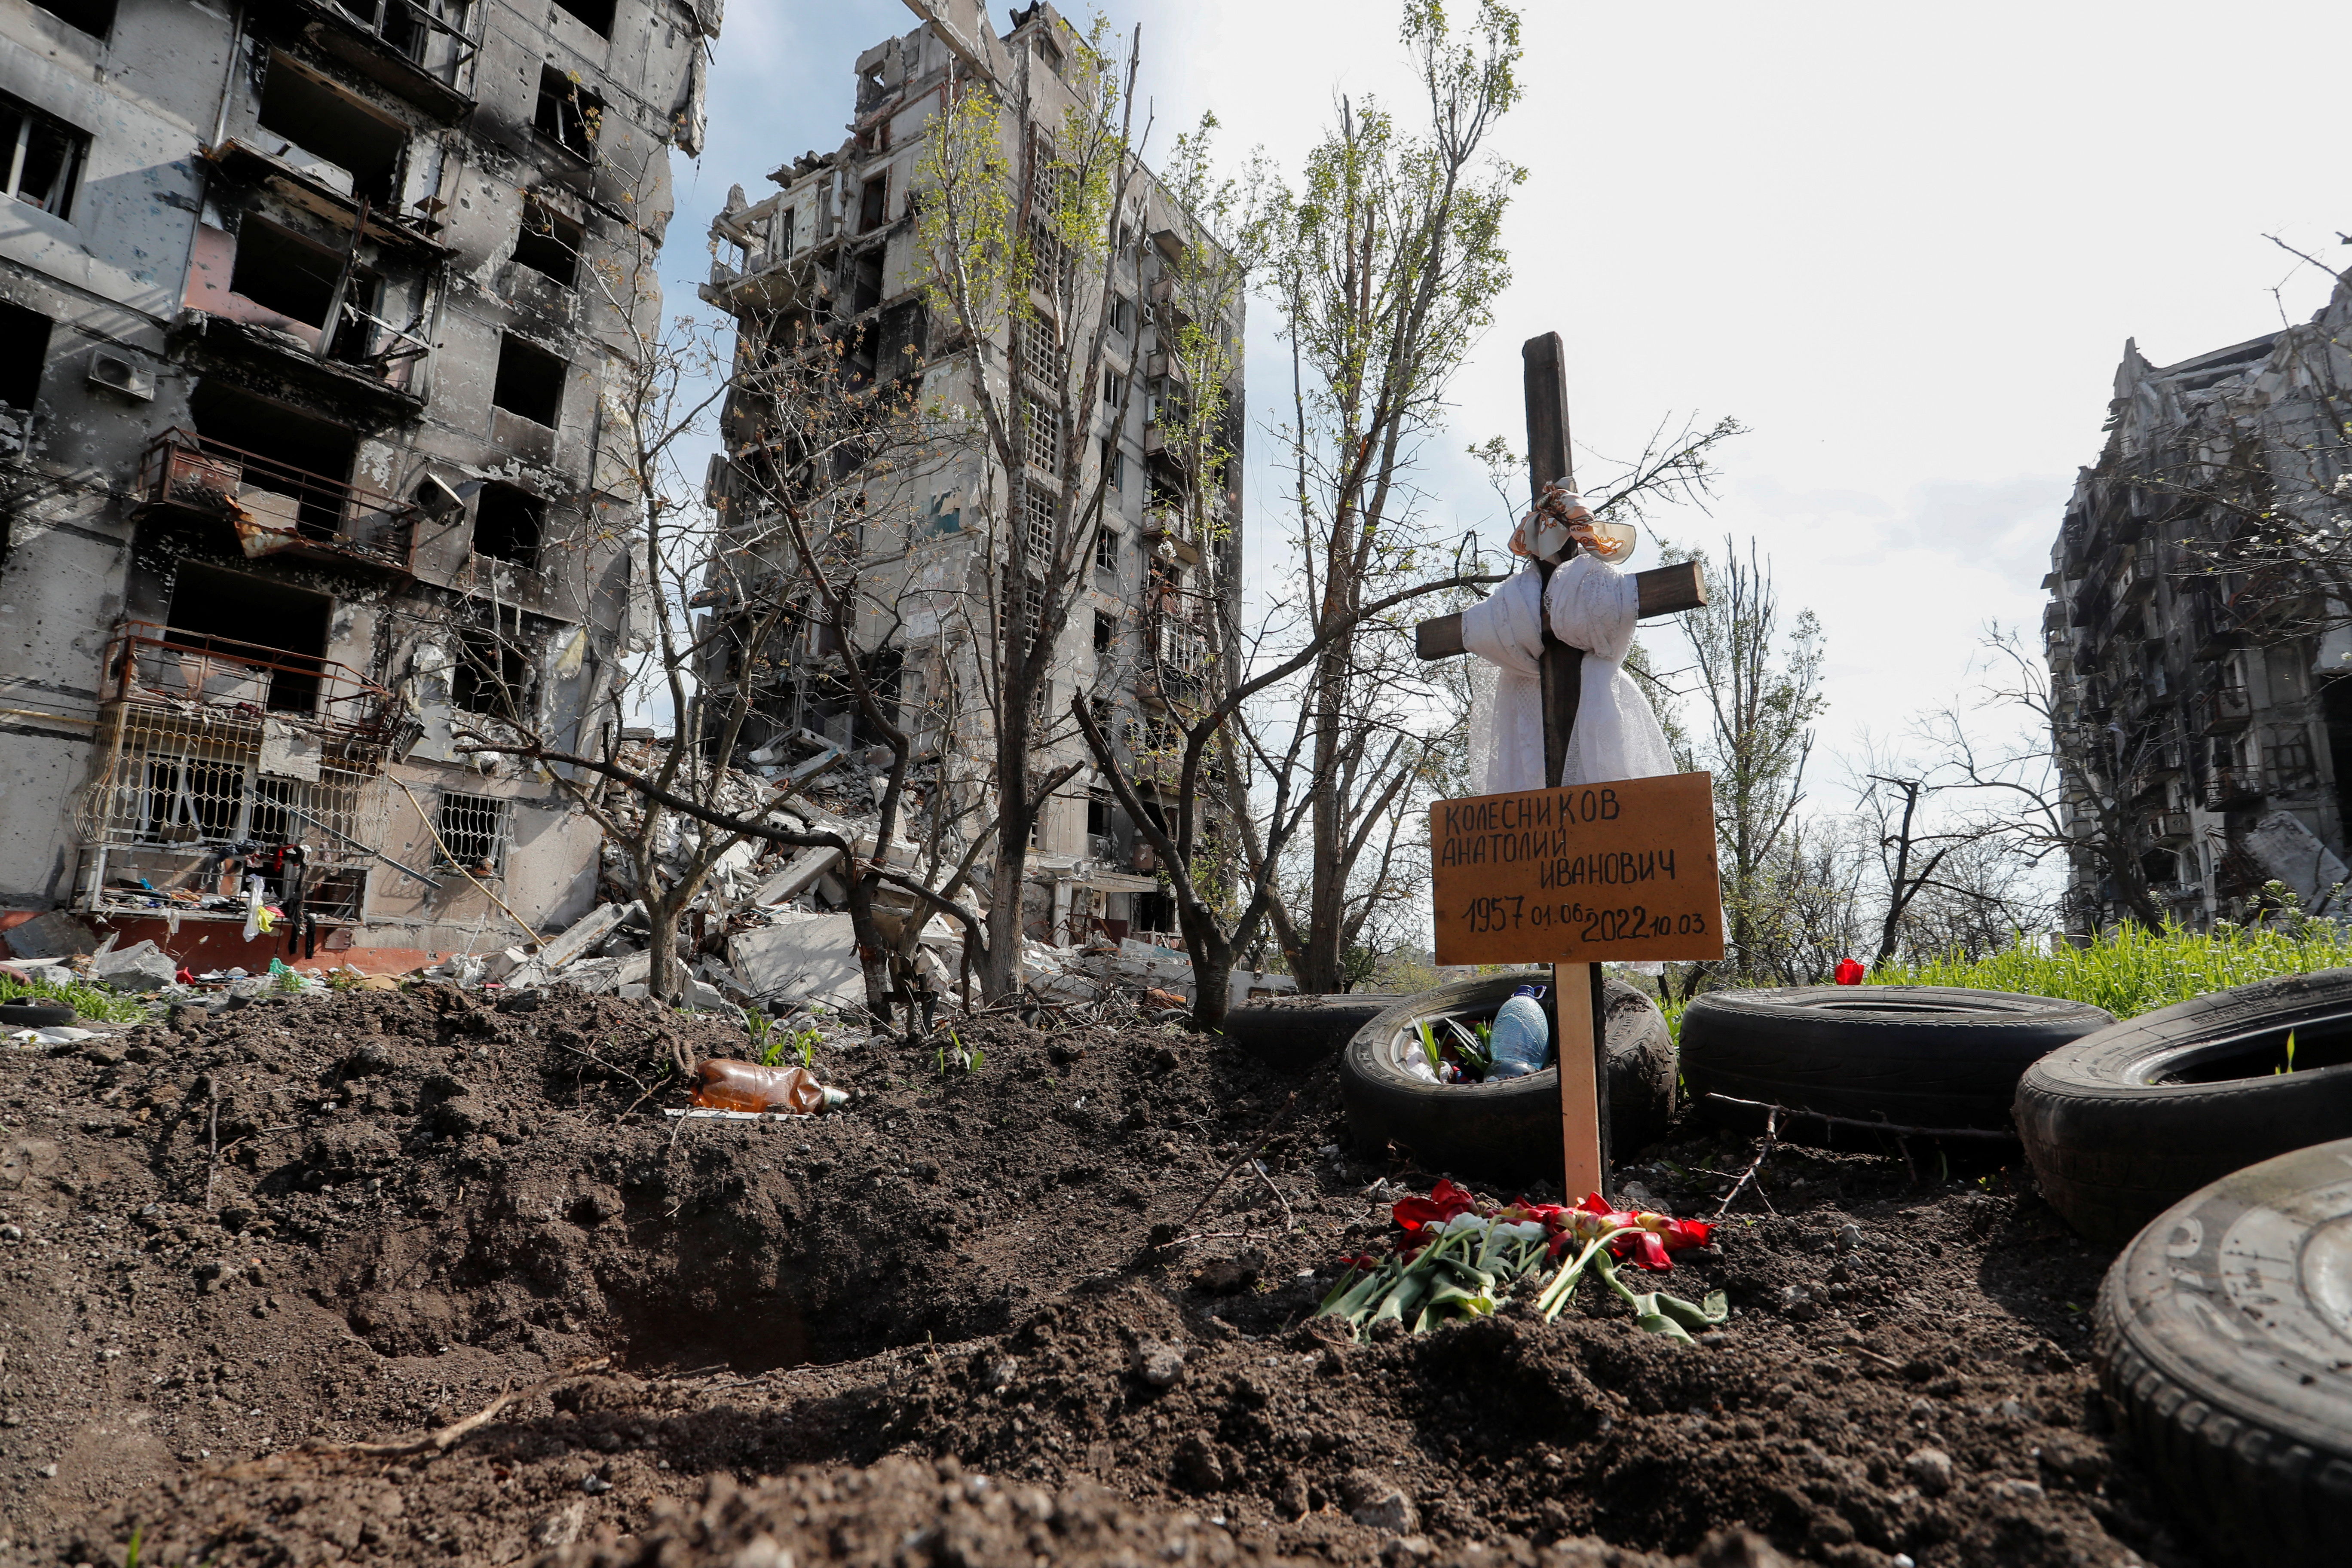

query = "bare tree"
[1250,0,1528,995]
[1670,537,1828,989]
[1913,626,2165,932]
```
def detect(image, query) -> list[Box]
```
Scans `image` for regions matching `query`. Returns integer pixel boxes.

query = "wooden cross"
[1415,332,1715,1204]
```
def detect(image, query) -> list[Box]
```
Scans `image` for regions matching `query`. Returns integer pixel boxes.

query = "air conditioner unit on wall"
[87,351,153,401]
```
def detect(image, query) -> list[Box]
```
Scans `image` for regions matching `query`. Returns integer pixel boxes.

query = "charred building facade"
[2046,277,2352,929]
[701,0,1244,948]
[0,0,713,962]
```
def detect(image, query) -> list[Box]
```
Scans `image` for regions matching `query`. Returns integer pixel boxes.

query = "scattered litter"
[688,1058,837,1114]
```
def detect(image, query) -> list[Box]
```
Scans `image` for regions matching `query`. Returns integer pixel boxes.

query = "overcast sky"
[668,0,2352,788]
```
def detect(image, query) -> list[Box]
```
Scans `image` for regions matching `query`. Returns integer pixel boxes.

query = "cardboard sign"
[1429,772,1725,966]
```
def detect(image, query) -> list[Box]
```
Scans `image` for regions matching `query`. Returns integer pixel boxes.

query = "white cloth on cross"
[1461,553,1675,794]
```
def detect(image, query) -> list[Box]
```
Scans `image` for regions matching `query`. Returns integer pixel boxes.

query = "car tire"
[2016,968,2352,1245]
[1338,975,1676,1185]
[1221,994,1401,1072]
[1680,985,2114,1141]
[0,1001,74,1029]
[2096,1136,2352,1568]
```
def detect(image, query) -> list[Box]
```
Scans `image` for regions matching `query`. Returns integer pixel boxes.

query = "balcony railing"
[251,0,479,120]
[135,430,416,575]
[703,252,828,314]
[2203,684,2252,734]
[100,620,391,738]
[2203,766,2264,812]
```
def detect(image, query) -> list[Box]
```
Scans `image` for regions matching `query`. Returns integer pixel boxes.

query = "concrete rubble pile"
[4,729,1297,1027]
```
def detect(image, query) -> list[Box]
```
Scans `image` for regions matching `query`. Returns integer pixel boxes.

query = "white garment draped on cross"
[1461,487,1675,793]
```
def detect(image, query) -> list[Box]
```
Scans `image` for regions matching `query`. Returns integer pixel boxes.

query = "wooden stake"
[1524,332,1613,1202]
[1553,961,1603,1199]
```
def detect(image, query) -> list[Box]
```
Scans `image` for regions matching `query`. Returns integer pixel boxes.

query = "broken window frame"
[469,482,544,567]
[491,331,568,428]
[0,298,50,415]
[511,197,583,289]
[549,0,615,37]
[450,615,535,720]
[435,790,511,876]
[0,92,87,221]
[533,66,601,160]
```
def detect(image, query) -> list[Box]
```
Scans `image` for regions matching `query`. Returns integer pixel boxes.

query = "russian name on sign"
[1429,772,1726,966]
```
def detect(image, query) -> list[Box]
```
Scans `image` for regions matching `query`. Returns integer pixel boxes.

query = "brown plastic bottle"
[688,1058,824,1115]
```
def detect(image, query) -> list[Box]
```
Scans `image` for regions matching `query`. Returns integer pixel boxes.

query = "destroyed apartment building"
[0,0,716,967]
[699,0,1245,956]
[2045,270,2352,928]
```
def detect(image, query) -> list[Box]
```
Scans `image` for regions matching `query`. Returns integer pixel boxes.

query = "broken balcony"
[72,621,390,929]
[135,429,417,576]
[246,0,480,122]
[704,233,834,311]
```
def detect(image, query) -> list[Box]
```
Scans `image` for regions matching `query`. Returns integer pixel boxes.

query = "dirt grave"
[0,984,2209,1567]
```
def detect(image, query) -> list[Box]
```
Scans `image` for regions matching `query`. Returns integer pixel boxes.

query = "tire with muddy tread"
[2016,968,2352,1245]
[0,1002,74,1029]
[1338,975,1675,1183]
[1220,994,1400,1072]
[2095,1136,2352,1568]
[1681,985,2113,1140]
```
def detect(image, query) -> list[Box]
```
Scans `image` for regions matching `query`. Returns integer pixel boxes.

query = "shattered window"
[0,93,86,220]
[858,174,888,233]
[138,757,245,843]
[551,0,614,35]
[492,333,567,428]
[471,484,543,567]
[436,792,510,876]
[257,55,405,206]
[512,199,583,289]
[1094,524,1118,574]
[535,67,600,159]
[31,0,114,36]
[450,620,533,718]
[0,299,49,410]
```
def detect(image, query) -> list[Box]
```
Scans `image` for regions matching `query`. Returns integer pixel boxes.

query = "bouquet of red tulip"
[1316,1180,1727,1343]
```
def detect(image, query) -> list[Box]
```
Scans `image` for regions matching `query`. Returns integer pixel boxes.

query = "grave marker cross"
[1414,332,1712,1203]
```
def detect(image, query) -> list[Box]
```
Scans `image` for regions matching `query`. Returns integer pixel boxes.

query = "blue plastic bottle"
[1486,984,1551,1078]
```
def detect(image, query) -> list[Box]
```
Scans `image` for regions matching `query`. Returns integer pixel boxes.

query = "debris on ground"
[0,977,2184,1568]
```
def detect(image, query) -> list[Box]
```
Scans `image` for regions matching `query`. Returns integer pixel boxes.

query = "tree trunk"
[643,885,687,1003]
[843,864,897,1029]
[1183,909,1236,1031]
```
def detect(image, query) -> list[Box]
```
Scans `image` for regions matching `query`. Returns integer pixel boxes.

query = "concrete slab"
[729,914,865,1010]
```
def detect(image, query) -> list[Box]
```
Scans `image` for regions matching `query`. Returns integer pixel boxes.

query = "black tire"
[0,1001,74,1029]
[1681,985,2113,1140]
[1338,975,1676,1185]
[2016,968,2352,1246]
[1221,994,1400,1072]
[2095,1136,2352,1568]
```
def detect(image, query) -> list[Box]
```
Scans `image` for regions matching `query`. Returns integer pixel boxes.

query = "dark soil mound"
[0,985,2215,1568]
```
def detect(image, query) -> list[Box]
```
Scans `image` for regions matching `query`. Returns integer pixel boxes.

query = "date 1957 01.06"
[1458,895,1713,943]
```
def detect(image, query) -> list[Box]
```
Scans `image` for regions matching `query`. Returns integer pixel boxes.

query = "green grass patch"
[1875,920,2352,1021]
[0,973,155,1024]
[1654,920,2352,1038]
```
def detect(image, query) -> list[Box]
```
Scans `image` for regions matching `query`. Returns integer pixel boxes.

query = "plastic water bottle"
[1486,985,1552,1078]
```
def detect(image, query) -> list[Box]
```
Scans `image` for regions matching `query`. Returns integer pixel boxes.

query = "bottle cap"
[1513,984,1545,1000]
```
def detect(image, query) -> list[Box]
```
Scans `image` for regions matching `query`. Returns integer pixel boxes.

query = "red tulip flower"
[1392,1178,1479,1233]
[1834,958,1865,985]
